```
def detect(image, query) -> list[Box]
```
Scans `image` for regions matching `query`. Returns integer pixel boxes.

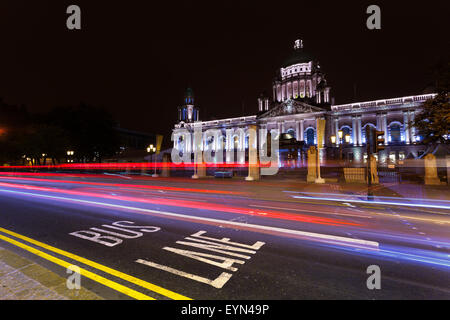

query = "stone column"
[225,129,234,164]
[382,113,388,145]
[300,120,304,141]
[352,116,357,146]
[376,113,382,131]
[246,125,260,181]
[295,121,300,141]
[370,154,379,184]
[334,118,339,144]
[403,111,410,144]
[409,110,416,143]
[447,155,450,185]
[357,116,362,146]
[237,128,246,164]
[424,154,441,185]
[307,146,317,183]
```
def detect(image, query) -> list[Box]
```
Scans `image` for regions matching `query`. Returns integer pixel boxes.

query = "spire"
[294,39,303,50]
[185,87,194,104]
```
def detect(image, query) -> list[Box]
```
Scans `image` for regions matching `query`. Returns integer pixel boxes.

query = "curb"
[0,246,103,300]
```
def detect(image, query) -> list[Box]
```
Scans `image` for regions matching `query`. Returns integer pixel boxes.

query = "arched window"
[233,136,239,150]
[340,126,351,144]
[390,124,402,143]
[287,128,296,139]
[306,128,315,145]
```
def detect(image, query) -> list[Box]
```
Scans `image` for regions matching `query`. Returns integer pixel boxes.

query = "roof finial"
[294,39,303,50]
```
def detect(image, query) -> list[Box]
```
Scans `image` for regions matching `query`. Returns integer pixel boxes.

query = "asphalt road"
[0,172,448,300]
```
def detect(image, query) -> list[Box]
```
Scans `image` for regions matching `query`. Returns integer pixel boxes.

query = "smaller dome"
[185,87,194,98]
[184,88,195,104]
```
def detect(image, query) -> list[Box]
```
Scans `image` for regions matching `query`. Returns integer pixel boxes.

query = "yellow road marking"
[0,226,191,300]
[0,233,154,300]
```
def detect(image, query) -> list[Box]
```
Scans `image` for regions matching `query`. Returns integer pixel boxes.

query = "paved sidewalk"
[0,246,102,300]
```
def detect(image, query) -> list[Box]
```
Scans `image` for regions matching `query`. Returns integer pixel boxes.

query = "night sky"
[0,0,448,139]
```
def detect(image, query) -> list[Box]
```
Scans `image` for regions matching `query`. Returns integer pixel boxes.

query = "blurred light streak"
[291,195,450,211]
[285,191,450,205]
[2,162,269,170]
[0,176,243,195]
[0,181,360,227]
[332,243,450,269]
[0,187,374,250]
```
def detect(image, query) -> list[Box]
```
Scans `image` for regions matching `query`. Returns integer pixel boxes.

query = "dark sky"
[0,0,448,139]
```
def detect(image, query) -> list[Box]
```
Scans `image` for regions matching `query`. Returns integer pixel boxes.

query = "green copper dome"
[282,48,314,68]
[185,87,194,98]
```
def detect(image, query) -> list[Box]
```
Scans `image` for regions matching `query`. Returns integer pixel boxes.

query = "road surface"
[0,172,448,300]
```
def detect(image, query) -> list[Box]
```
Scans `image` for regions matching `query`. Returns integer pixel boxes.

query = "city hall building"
[174,39,436,166]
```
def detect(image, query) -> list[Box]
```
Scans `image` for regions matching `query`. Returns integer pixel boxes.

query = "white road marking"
[343,202,356,208]
[249,204,372,219]
[0,188,379,249]
[136,259,232,289]
[290,195,450,211]
[163,247,245,272]
[103,173,132,179]
[137,230,265,289]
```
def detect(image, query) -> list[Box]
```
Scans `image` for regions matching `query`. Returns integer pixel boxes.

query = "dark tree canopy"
[46,103,120,162]
[413,62,450,145]
[0,101,120,164]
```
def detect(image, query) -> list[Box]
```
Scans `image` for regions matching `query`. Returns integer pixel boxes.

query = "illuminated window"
[389,152,396,163]
[390,124,401,143]
[306,128,315,145]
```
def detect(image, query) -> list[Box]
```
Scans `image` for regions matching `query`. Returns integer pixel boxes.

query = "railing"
[198,116,257,127]
[331,93,437,111]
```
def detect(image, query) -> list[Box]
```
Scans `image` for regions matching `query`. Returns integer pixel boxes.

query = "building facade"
[173,40,436,166]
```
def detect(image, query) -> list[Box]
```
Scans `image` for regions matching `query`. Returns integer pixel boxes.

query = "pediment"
[258,99,325,118]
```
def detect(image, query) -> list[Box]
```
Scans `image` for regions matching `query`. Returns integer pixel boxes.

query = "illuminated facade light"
[331,135,336,144]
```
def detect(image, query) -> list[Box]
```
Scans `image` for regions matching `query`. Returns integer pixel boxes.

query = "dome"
[185,87,194,98]
[184,87,195,104]
[282,48,314,68]
[281,40,315,68]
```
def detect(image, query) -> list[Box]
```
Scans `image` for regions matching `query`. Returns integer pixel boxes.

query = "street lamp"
[67,150,74,163]
[147,145,158,177]
[330,135,336,144]
[332,130,345,161]
[345,134,351,144]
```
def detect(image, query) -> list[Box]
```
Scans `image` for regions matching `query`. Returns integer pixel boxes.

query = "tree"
[46,103,120,162]
[412,62,450,145]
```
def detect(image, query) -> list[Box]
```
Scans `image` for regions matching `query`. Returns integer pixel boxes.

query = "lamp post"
[338,130,344,161]
[66,150,74,163]
[147,145,158,177]
[330,135,337,159]
[331,130,345,161]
